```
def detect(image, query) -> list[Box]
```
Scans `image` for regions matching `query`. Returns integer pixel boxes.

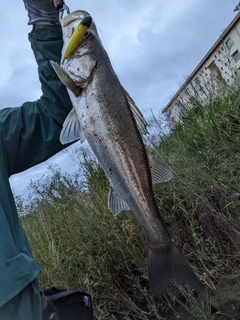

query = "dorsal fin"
[148,151,173,184]
[123,87,149,136]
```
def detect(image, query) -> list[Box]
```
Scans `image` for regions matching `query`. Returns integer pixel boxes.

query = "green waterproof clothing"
[0,26,73,319]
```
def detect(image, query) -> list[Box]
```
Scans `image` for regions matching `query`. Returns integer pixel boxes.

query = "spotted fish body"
[51,10,202,297]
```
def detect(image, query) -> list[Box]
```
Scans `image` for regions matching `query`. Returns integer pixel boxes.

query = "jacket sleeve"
[0,26,74,176]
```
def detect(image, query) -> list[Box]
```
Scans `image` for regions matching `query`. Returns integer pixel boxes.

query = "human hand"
[23,0,64,25]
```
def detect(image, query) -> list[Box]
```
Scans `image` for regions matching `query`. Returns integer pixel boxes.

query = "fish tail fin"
[146,242,202,297]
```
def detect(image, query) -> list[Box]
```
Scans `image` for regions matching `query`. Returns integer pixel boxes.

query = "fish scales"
[72,57,162,232]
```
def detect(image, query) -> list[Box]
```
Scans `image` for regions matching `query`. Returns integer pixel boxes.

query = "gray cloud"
[1,0,237,196]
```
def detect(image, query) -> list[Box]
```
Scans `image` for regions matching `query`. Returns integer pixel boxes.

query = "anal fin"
[108,187,130,216]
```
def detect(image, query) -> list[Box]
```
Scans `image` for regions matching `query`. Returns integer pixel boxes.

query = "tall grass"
[19,78,240,319]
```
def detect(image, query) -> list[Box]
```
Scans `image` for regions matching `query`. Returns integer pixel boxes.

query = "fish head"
[60,10,103,60]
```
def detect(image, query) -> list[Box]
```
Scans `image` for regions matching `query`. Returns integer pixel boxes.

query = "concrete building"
[162,12,240,125]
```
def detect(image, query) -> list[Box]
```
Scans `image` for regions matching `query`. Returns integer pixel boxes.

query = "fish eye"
[84,30,94,39]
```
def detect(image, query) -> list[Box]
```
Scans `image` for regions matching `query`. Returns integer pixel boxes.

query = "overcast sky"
[0,0,238,198]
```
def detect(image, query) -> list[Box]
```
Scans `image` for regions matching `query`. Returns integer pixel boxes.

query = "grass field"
[19,79,240,319]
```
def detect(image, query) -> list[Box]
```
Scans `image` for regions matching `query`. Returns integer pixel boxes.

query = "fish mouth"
[62,10,92,59]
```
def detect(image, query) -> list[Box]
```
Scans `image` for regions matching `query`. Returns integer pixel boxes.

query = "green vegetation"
[19,79,240,319]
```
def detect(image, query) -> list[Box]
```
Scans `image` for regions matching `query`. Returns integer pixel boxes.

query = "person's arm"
[0,25,73,176]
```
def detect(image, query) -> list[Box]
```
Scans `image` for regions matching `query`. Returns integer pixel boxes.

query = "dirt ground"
[177,276,240,320]
[210,276,240,319]
[163,276,240,320]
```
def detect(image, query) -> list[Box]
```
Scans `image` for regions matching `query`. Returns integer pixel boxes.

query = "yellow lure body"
[64,16,92,59]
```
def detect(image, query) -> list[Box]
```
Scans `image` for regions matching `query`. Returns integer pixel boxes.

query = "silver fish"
[51,10,202,297]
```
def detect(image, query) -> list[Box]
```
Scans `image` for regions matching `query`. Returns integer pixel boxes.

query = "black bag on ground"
[42,287,94,320]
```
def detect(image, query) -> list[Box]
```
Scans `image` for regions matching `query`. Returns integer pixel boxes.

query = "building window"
[232,50,240,62]
[199,87,205,96]
[226,37,234,49]
[194,77,200,85]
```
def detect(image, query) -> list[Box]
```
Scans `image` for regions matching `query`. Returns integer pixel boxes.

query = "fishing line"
[96,25,116,69]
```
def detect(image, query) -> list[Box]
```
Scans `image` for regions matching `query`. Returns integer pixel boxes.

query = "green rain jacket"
[0,26,72,311]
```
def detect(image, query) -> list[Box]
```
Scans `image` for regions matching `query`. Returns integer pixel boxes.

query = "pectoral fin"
[148,152,173,184]
[51,61,82,96]
[108,187,130,216]
[60,108,86,144]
